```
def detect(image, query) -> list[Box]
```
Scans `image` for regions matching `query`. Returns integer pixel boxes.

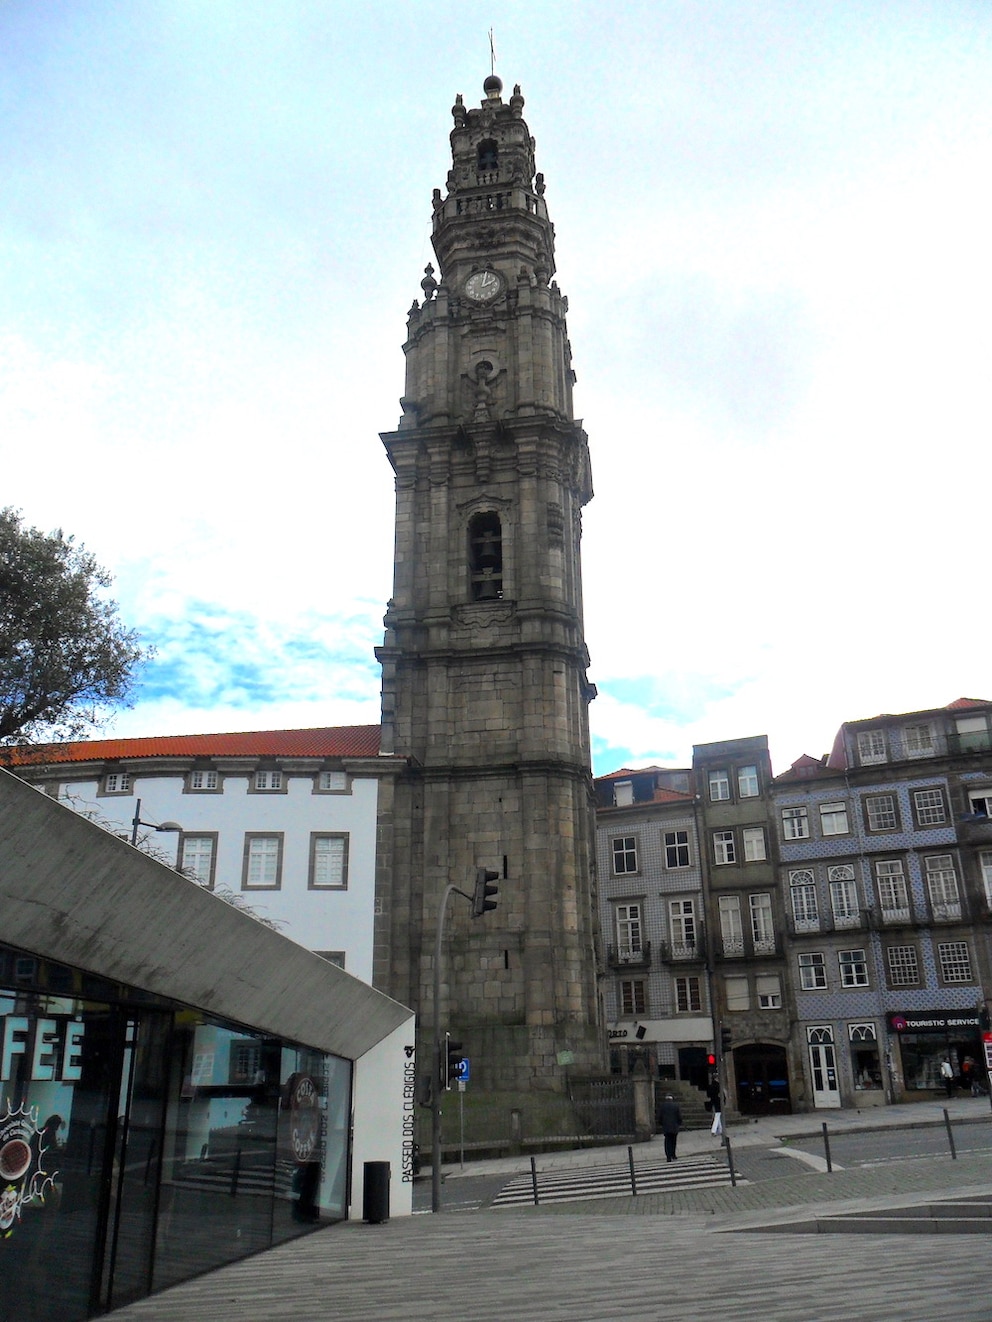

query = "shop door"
[808,1030,841,1108]
[735,1044,792,1115]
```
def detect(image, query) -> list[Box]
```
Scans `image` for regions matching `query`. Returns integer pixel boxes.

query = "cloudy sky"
[4,1,990,776]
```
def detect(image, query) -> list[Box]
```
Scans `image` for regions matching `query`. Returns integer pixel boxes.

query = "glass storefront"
[887,1010,984,1095]
[0,943,352,1319]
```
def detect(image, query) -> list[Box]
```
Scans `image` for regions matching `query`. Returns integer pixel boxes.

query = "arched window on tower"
[468,512,503,601]
[477,139,498,176]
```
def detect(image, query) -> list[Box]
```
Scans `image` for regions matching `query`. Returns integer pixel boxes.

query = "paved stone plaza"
[108,1099,992,1321]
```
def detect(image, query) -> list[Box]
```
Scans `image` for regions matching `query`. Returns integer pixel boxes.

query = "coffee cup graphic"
[0,1139,31,1182]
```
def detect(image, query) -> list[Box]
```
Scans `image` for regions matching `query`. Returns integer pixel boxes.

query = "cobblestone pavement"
[105,1099,992,1321]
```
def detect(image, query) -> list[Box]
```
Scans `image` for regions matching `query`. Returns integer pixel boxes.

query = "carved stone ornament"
[453,601,515,630]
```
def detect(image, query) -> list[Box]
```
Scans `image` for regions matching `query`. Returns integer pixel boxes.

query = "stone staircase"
[654,1079,713,1131]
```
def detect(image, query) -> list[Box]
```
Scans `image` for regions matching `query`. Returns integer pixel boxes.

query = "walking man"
[658,1093,683,1162]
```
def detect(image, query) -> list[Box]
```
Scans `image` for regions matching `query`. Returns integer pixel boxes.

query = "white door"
[809,1040,841,1108]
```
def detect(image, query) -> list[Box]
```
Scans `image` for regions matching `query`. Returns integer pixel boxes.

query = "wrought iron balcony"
[660,938,704,963]
[606,941,652,971]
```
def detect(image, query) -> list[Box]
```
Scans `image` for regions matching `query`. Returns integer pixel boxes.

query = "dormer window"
[477,139,498,174]
[469,512,503,601]
[253,769,283,792]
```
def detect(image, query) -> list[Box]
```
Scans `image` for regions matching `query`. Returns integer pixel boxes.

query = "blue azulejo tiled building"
[770,698,992,1109]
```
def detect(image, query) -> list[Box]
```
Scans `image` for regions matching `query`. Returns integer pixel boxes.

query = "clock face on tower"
[464,269,503,303]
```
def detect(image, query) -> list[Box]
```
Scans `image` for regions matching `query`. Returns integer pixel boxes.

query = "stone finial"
[509,84,524,114]
[421,263,438,301]
[451,93,466,127]
[535,172,545,196]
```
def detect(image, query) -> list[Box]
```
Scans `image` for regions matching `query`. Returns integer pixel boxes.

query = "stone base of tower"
[430,1022,605,1096]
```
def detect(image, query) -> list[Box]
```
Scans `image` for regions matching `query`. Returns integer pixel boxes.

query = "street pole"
[431,883,458,1215]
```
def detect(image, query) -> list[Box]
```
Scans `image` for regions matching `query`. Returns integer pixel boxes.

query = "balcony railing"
[661,939,703,962]
[716,935,781,959]
[931,902,963,922]
[606,941,652,971]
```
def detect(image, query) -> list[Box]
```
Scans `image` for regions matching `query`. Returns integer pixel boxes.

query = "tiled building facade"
[595,699,992,1116]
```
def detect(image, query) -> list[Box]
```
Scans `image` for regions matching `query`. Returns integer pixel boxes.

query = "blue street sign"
[457,1057,470,1083]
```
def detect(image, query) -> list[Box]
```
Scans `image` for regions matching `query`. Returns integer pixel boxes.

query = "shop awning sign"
[887,1011,981,1034]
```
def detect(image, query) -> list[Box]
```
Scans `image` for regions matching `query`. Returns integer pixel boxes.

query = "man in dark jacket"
[658,1094,683,1162]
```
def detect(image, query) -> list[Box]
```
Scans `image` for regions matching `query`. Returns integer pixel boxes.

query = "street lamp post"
[130,798,183,848]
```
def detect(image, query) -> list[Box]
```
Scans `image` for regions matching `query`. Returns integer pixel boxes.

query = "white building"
[10,726,401,980]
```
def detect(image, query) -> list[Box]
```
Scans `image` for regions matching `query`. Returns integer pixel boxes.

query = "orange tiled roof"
[946,697,990,710]
[4,726,383,766]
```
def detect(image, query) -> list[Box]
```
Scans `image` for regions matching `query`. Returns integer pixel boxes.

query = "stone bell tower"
[374,77,603,1091]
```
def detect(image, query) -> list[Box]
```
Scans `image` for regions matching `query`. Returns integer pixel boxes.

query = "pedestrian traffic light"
[472,866,499,917]
[720,1027,732,1053]
[707,1053,717,1068]
[444,1034,465,1090]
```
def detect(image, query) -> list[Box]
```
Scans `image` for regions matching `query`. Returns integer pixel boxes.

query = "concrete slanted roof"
[3,725,383,767]
[0,768,411,1059]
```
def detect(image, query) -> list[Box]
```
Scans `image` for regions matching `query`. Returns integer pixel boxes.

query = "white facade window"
[789,871,819,930]
[955,714,990,753]
[188,769,218,791]
[719,895,743,955]
[981,851,992,907]
[742,826,766,861]
[103,772,131,794]
[857,729,887,765]
[938,941,973,984]
[725,975,750,1011]
[615,904,643,960]
[674,975,702,1013]
[713,830,736,865]
[875,860,909,919]
[612,836,638,875]
[669,899,696,955]
[243,834,282,889]
[798,952,827,991]
[664,829,691,869]
[913,787,947,826]
[865,794,898,831]
[619,979,646,1016]
[819,802,849,836]
[968,790,992,818]
[613,780,634,807]
[839,948,869,988]
[310,834,349,889]
[828,865,860,925]
[180,835,215,887]
[925,855,959,919]
[904,724,934,757]
[254,769,283,791]
[708,770,730,802]
[756,974,781,1009]
[749,893,774,951]
[886,945,919,987]
[737,765,759,798]
[318,770,348,792]
[781,806,809,840]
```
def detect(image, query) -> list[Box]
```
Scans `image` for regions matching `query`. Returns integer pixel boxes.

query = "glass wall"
[0,944,351,1320]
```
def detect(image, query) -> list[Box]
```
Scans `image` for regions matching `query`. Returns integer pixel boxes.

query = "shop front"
[0,945,353,1318]
[886,1010,986,1097]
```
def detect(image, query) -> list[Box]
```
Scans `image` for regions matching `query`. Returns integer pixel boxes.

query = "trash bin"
[363,1160,390,1224]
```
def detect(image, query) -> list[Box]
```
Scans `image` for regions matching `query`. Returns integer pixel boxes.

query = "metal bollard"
[530,1155,540,1205]
[723,1133,737,1188]
[821,1121,833,1174]
[943,1107,957,1160]
[628,1144,638,1196]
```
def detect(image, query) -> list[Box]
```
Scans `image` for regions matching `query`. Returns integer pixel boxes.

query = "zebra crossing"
[489,1151,744,1207]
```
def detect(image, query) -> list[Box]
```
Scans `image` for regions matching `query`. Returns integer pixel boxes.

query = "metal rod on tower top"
[489,28,496,76]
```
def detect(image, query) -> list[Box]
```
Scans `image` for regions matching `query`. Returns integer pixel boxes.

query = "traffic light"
[707,1053,717,1068]
[444,1034,465,1090]
[720,1027,732,1054]
[472,866,499,917]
